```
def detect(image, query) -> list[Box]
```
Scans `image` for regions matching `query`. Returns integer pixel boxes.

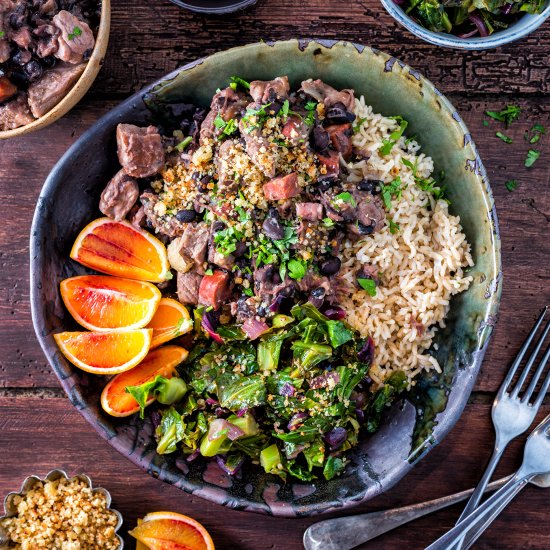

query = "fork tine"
[531,347,550,408]
[510,317,550,398]
[500,307,548,395]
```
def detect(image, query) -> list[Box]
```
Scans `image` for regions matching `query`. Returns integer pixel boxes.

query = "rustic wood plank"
[1,397,548,548]
[0,97,548,389]
[87,0,550,98]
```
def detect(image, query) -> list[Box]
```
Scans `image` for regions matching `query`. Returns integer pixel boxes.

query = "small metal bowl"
[0,469,123,549]
[168,0,258,14]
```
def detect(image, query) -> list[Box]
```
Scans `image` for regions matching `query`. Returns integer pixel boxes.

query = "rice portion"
[340,96,474,386]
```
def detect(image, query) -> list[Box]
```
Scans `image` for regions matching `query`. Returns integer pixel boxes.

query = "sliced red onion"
[280,382,295,397]
[202,310,224,343]
[286,444,306,460]
[216,454,245,476]
[324,427,347,450]
[457,28,479,38]
[207,418,244,442]
[355,408,365,424]
[468,12,489,37]
[358,336,375,364]
[269,294,285,312]
[186,450,200,462]
[242,318,270,340]
[323,306,346,320]
[310,371,340,389]
[288,412,308,431]
[236,408,248,417]
[150,410,161,430]
[205,397,219,406]
[351,390,367,409]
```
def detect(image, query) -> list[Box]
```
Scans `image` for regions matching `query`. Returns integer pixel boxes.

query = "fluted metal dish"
[0,469,123,549]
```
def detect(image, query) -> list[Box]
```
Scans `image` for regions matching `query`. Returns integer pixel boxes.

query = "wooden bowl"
[0,0,111,140]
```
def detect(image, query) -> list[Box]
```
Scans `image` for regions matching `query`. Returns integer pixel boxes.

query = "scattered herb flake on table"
[486,105,522,127]
[505,179,519,192]
[496,131,513,144]
[525,149,540,168]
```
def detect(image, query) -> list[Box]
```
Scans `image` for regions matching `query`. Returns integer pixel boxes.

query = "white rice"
[340,96,474,386]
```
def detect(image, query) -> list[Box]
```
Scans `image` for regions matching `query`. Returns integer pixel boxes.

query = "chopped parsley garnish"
[280,100,290,119]
[485,105,521,127]
[214,226,245,256]
[205,268,214,276]
[214,114,226,129]
[525,124,546,144]
[379,116,408,156]
[304,101,317,111]
[213,114,238,137]
[175,136,192,151]
[242,287,254,297]
[332,192,356,209]
[287,258,307,280]
[495,131,513,144]
[68,26,82,41]
[322,217,335,228]
[380,177,405,210]
[229,76,250,90]
[482,120,489,127]
[524,149,540,168]
[241,103,272,132]
[357,277,377,296]
[0,31,5,39]
[352,116,367,134]
[388,219,400,234]
[505,179,519,192]
[402,158,446,202]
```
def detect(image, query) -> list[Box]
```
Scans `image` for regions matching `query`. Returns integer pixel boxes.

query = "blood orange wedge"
[60,275,162,332]
[129,511,215,550]
[54,329,152,375]
[70,217,171,283]
[147,298,193,349]
[101,345,188,417]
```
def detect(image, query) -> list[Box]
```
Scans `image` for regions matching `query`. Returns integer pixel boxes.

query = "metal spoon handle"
[302,476,512,550]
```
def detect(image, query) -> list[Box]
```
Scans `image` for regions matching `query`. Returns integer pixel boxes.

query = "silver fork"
[426,413,550,549]
[455,306,550,524]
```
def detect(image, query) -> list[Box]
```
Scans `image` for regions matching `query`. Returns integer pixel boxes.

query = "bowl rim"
[380,0,550,50]
[0,469,124,549]
[0,0,111,140]
[168,0,258,14]
[29,38,502,517]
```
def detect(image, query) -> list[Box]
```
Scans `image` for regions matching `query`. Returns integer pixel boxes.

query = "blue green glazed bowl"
[381,0,550,50]
[30,40,501,517]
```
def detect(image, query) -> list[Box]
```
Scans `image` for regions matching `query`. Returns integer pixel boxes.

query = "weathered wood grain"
[86,0,550,99]
[1,398,549,549]
[0,97,548,389]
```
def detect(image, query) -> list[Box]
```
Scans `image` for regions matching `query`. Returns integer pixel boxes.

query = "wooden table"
[1,1,549,548]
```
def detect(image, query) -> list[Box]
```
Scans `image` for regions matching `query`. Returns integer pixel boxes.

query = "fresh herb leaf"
[214,114,227,129]
[357,277,377,297]
[67,26,82,41]
[388,219,400,234]
[304,100,317,111]
[214,225,244,256]
[332,192,356,209]
[205,268,213,276]
[495,131,513,144]
[229,76,251,90]
[322,217,335,228]
[0,31,5,39]
[280,99,290,119]
[485,105,521,127]
[380,177,405,210]
[505,179,519,192]
[525,149,540,168]
[379,116,408,156]
[483,120,489,127]
[352,116,367,134]
[287,258,307,280]
[175,136,192,151]
[525,123,546,144]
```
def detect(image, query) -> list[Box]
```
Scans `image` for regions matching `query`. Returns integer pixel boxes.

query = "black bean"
[175,209,196,223]
[317,175,339,192]
[355,222,375,235]
[311,125,330,152]
[233,241,247,258]
[24,60,43,83]
[262,208,284,240]
[325,102,356,124]
[357,179,383,194]
[319,256,341,276]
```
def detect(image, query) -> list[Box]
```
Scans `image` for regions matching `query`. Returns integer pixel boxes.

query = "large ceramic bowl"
[30,39,501,517]
[381,0,550,50]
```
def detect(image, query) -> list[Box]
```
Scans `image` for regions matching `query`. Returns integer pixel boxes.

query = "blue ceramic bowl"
[381,0,550,50]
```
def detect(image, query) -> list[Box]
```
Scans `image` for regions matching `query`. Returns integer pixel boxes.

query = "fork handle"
[456,446,505,523]
[425,474,531,550]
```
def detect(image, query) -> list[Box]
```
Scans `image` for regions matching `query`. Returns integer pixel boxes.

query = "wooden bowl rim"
[0,0,111,140]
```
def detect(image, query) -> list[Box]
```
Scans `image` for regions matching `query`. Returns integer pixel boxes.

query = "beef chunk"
[296,202,323,221]
[0,38,10,63]
[199,87,248,142]
[140,192,185,238]
[179,222,209,274]
[346,191,385,236]
[326,123,353,160]
[177,271,203,305]
[52,10,95,64]
[0,93,34,131]
[27,62,85,117]
[301,79,355,111]
[99,170,139,221]
[263,172,299,201]
[116,124,165,178]
[249,76,290,103]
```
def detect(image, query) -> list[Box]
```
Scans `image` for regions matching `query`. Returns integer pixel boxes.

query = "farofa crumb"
[0,477,120,550]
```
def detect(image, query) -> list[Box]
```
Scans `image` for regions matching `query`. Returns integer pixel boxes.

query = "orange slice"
[70,217,171,283]
[54,329,152,375]
[101,345,188,417]
[147,298,193,349]
[129,511,215,550]
[60,275,162,332]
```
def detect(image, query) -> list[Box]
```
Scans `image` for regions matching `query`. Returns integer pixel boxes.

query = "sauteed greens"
[398,0,546,37]
[128,303,407,481]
